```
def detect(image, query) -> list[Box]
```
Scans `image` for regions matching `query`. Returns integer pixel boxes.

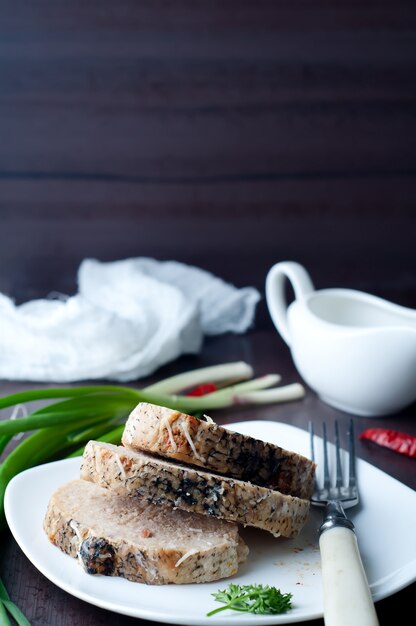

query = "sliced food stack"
[44,402,315,585]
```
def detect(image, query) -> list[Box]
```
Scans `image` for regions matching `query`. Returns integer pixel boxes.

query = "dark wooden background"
[0,0,415,311]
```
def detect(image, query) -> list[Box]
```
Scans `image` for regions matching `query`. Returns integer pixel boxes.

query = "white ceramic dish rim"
[4,420,416,625]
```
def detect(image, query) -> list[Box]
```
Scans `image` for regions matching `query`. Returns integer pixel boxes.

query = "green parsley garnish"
[207,583,293,617]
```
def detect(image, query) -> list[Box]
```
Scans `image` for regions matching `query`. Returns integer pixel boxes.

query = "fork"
[309,419,379,626]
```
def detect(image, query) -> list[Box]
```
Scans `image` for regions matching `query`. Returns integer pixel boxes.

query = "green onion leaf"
[0,601,12,626]
[0,578,30,625]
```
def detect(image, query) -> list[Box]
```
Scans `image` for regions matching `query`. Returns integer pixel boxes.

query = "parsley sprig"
[207,583,293,617]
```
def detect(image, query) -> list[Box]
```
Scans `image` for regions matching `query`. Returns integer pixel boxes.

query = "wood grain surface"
[0,1,415,306]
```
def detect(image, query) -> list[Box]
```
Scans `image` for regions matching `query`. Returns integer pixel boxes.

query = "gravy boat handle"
[265,261,314,345]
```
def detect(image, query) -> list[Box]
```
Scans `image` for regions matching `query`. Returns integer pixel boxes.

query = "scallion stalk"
[234,383,305,404]
[0,409,122,437]
[67,424,125,458]
[144,361,253,394]
[0,578,30,626]
[0,600,12,626]
[0,386,141,411]
[0,437,12,458]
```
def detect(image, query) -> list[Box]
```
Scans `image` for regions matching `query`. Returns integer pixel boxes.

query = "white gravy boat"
[266,261,416,416]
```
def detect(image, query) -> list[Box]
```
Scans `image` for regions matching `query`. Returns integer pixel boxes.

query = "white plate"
[4,421,416,625]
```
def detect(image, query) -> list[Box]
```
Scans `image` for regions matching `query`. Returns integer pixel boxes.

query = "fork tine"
[348,418,357,488]
[311,418,359,509]
[334,420,343,488]
[322,422,331,490]
[309,421,320,493]
[309,421,315,462]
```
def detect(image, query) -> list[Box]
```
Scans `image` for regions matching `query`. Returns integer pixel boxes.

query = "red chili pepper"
[359,428,416,458]
[186,383,218,397]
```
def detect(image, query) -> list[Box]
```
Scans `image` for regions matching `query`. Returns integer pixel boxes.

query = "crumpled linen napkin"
[0,258,260,382]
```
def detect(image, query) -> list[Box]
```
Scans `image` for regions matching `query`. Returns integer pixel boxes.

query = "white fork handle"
[320,526,380,626]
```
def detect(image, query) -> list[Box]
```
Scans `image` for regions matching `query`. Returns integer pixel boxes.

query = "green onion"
[0,409,119,437]
[0,437,12,458]
[144,361,253,394]
[67,424,125,458]
[0,601,12,626]
[235,383,305,404]
[0,578,30,626]
[0,385,141,411]
[65,419,120,444]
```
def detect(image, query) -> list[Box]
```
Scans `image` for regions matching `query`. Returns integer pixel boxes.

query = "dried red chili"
[186,383,218,397]
[359,428,416,458]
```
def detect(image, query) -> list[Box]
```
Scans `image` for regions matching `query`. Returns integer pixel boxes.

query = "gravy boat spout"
[266,262,416,417]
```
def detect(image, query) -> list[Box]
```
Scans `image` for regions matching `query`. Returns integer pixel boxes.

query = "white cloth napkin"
[0,258,260,382]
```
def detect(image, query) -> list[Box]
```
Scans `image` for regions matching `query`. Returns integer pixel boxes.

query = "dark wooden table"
[1,329,415,626]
